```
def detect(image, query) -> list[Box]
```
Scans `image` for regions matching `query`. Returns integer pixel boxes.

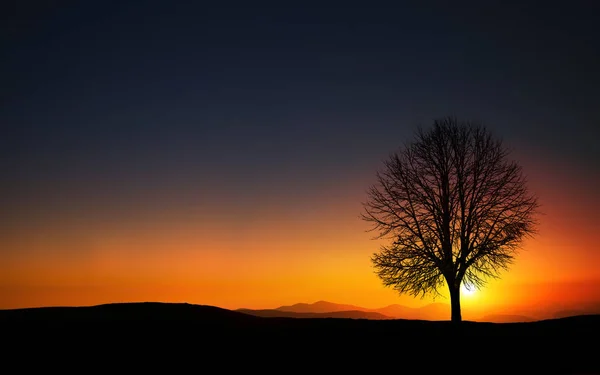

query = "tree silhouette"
[361,117,540,322]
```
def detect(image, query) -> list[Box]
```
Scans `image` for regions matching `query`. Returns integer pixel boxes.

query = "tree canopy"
[361,117,540,322]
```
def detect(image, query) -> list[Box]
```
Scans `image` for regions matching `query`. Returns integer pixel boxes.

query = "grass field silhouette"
[2,302,597,373]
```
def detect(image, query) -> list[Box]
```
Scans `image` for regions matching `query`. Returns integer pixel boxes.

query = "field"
[1,302,598,374]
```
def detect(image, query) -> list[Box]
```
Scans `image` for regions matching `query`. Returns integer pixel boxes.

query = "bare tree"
[361,117,540,322]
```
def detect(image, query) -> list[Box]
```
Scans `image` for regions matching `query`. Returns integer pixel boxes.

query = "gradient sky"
[2,1,599,317]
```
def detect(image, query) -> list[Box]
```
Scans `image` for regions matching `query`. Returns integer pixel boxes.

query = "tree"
[361,117,540,322]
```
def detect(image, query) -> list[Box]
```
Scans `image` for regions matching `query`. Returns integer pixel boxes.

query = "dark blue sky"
[2,1,599,232]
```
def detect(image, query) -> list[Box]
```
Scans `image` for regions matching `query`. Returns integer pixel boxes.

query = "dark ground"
[1,302,598,374]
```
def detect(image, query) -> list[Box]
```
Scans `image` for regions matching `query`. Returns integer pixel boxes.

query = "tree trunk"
[449,283,462,323]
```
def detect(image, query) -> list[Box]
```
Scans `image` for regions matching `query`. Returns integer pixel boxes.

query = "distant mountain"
[6,300,599,324]
[494,301,600,321]
[238,308,391,320]
[374,302,449,320]
[267,300,450,320]
[241,299,600,322]
[275,300,369,313]
[552,309,587,319]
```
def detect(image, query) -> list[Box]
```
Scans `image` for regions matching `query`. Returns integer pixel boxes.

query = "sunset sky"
[2,1,599,319]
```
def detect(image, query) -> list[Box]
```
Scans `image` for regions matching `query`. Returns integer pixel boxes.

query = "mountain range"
[237,300,600,322]
[238,300,464,321]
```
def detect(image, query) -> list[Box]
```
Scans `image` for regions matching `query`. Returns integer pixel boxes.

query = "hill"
[247,300,600,322]
[275,300,369,313]
[1,302,598,373]
[238,308,391,319]
[373,302,449,320]
[0,301,256,320]
[270,300,450,320]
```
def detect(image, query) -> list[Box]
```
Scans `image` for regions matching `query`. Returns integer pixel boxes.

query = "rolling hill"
[372,302,449,320]
[237,308,391,319]
[0,301,261,323]
[239,300,600,322]
[1,302,598,373]
[275,300,369,313]
[239,300,452,320]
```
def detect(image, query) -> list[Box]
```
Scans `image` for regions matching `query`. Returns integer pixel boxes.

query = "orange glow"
[1,151,599,321]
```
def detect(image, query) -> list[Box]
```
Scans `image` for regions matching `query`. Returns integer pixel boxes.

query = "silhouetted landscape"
[2,302,599,373]
[3,2,600,374]
[238,300,600,323]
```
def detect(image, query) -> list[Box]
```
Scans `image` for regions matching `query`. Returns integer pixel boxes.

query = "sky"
[1,1,599,318]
